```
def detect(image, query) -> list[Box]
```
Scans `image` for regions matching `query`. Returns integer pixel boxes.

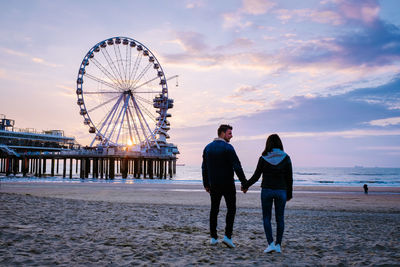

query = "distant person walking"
[363,184,368,194]
[242,134,293,253]
[202,124,247,248]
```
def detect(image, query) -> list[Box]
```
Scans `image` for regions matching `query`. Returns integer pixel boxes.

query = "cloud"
[185,0,205,9]
[56,84,75,97]
[1,47,62,68]
[275,0,380,26]
[222,0,275,28]
[367,117,400,126]
[241,0,276,15]
[283,20,400,68]
[219,76,400,136]
[171,31,208,53]
[274,8,344,25]
[235,129,400,141]
[335,0,380,25]
[357,146,400,151]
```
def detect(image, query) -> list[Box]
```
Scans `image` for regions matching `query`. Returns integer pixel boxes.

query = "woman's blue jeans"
[261,188,287,245]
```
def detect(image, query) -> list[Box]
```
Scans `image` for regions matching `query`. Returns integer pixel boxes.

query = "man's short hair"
[218,124,233,136]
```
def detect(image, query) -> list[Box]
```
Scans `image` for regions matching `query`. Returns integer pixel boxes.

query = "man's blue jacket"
[202,138,247,188]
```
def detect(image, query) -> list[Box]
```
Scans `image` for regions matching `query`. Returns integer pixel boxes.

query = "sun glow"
[127,139,134,146]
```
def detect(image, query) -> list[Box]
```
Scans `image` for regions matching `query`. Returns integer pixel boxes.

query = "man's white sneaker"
[275,244,281,253]
[222,236,236,248]
[264,242,275,253]
[210,238,218,245]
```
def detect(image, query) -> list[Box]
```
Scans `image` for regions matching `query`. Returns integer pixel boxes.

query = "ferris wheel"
[76,37,175,149]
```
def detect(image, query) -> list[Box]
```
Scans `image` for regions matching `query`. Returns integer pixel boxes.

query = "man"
[202,124,247,248]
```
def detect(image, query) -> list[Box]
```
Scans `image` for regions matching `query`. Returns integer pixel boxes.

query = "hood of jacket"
[262,148,287,165]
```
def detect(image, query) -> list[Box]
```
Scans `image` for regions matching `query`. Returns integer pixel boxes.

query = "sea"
[1,165,399,187]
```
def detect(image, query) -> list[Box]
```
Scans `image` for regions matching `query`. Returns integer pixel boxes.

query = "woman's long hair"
[262,134,284,156]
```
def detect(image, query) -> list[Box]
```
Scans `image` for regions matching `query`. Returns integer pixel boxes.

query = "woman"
[242,134,293,253]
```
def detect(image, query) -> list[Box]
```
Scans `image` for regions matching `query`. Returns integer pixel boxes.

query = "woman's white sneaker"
[264,242,275,253]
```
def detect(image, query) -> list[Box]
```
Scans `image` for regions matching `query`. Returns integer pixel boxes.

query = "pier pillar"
[133,159,138,178]
[121,158,128,178]
[168,160,173,179]
[38,158,42,177]
[80,159,84,178]
[30,158,33,174]
[105,159,109,179]
[143,159,147,178]
[22,158,28,177]
[69,158,73,179]
[63,158,66,178]
[56,159,59,174]
[5,158,11,176]
[13,157,18,176]
[138,159,143,178]
[159,160,163,179]
[93,158,98,178]
[51,158,55,176]
[33,159,37,176]
[85,158,90,178]
[43,158,47,175]
[109,158,115,179]
[173,159,176,174]
[100,158,104,179]
[148,159,153,179]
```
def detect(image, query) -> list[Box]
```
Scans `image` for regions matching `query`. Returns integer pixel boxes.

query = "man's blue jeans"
[261,188,287,245]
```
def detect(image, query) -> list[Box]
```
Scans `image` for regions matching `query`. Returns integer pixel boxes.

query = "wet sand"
[1,182,399,266]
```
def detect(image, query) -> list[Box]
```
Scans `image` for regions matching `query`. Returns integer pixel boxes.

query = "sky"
[0,0,399,168]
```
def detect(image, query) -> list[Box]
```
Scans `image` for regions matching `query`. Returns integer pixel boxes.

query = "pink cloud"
[337,0,380,25]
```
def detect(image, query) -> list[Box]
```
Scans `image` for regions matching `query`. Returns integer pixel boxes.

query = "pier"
[1,114,177,180]
[0,152,176,179]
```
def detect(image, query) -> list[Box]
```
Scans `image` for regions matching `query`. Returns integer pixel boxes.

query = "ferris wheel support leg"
[115,94,131,145]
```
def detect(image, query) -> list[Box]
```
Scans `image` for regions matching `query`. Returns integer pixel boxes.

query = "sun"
[127,139,134,146]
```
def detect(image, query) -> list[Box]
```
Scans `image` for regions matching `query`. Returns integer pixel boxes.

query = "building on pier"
[0,114,77,156]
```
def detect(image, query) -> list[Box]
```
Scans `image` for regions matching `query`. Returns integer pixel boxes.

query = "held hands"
[241,186,248,194]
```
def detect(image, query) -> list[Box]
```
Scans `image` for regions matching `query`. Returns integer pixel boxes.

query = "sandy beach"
[1,182,399,266]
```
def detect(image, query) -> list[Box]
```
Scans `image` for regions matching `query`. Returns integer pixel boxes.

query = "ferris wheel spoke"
[127,104,143,144]
[101,95,124,144]
[131,75,160,90]
[125,106,135,145]
[84,91,121,94]
[106,95,127,143]
[136,100,156,124]
[128,51,143,88]
[90,57,123,89]
[89,93,124,147]
[113,44,127,86]
[87,95,120,113]
[101,48,125,88]
[131,97,159,148]
[131,62,153,89]
[115,94,130,145]
[125,44,130,86]
[130,99,150,148]
[135,95,154,106]
[85,73,121,91]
